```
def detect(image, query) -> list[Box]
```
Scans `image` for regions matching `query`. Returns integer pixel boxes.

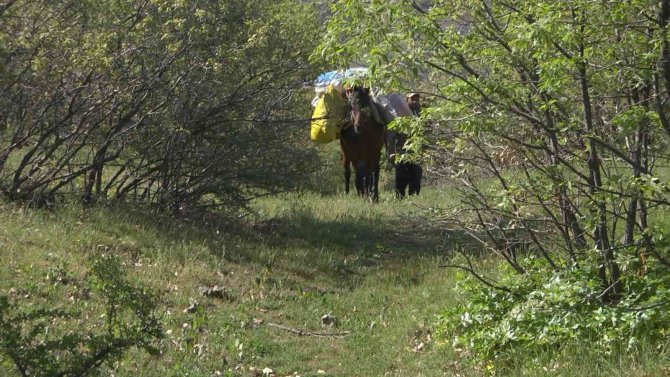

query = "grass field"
[1,186,669,376]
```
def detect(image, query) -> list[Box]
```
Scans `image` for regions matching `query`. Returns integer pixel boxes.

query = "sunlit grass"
[1,184,669,376]
[0,187,463,376]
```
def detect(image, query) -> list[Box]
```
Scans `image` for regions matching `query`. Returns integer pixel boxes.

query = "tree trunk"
[574,7,621,297]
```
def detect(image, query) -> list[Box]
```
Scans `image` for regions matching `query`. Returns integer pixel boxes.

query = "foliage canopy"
[318,0,670,362]
[0,0,324,210]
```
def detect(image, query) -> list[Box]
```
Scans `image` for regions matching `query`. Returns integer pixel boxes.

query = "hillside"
[2,188,669,376]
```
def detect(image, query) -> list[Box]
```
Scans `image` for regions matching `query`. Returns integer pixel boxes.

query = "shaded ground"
[0,191,471,377]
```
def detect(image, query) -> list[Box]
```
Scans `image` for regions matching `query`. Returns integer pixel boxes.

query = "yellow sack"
[310,85,348,143]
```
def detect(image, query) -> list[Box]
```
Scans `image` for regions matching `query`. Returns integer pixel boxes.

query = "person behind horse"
[387,92,423,198]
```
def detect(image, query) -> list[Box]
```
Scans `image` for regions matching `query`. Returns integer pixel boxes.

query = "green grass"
[493,340,670,376]
[1,187,669,376]
[0,189,463,376]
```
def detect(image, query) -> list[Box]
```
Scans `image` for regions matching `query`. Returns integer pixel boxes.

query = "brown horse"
[340,87,386,201]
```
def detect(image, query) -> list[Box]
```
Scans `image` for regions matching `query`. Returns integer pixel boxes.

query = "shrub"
[0,253,163,377]
[437,255,670,366]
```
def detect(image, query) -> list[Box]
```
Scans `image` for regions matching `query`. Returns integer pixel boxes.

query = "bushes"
[0,0,324,210]
[438,255,670,366]
[0,253,162,377]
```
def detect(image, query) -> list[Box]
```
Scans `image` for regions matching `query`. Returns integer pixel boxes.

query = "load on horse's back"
[309,68,370,144]
[310,84,348,144]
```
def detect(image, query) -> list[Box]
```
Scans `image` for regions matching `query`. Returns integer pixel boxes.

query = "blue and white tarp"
[312,67,369,107]
[314,67,369,87]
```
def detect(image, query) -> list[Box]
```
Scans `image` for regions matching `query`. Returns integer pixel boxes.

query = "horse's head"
[348,86,374,134]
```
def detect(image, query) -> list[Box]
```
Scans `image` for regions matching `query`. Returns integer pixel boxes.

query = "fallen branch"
[266,323,351,337]
[393,232,431,240]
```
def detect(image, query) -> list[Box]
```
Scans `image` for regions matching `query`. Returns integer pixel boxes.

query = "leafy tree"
[317,0,670,360]
[0,0,324,210]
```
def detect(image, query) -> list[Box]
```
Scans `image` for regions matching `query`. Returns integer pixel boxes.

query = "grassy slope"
[0,189,466,377]
[1,187,669,376]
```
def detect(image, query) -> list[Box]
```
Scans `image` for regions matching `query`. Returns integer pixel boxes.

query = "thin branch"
[266,322,351,337]
[439,263,516,296]
[620,300,670,312]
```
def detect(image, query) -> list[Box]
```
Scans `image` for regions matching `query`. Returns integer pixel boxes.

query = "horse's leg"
[363,172,371,199]
[364,160,374,200]
[340,140,351,195]
[344,159,351,194]
[372,159,381,202]
[355,160,366,196]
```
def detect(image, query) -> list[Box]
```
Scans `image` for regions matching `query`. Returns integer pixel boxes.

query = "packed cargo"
[309,68,413,144]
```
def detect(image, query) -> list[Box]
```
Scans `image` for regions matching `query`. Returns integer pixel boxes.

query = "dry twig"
[266,323,351,337]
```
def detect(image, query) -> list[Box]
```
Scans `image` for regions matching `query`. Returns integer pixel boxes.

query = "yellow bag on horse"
[310,85,348,143]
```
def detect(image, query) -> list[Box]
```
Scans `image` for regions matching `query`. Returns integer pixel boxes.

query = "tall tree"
[0,0,324,210]
[317,0,670,299]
